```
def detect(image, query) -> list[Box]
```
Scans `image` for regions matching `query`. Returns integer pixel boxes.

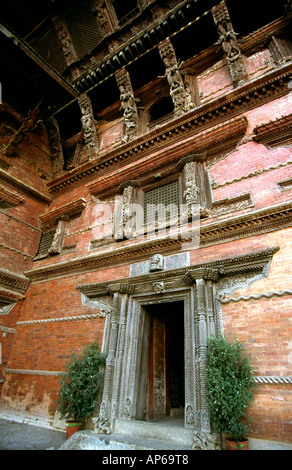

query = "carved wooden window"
[144,180,180,225]
[268,36,292,66]
[35,219,67,259]
[36,230,57,258]
[114,157,212,240]
[36,199,86,258]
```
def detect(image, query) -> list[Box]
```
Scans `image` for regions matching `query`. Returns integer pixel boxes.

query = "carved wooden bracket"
[158,39,195,117]
[212,1,248,87]
[52,15,78,66]
[78,93,99,160]
[115,68,139,143]
[46,116,65,176]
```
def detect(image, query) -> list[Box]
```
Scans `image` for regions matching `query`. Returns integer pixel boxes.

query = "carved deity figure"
[53,16,78,66]
[48,219,67,255]
[217,19,241,60]
[78,94,99,157]
[153,281,165,293]
[122,185,133,225]
[116,70,139,142]
[212,1,248,87]
[184,179,200,204]
[46,117,64,175]
[158,40,194,117]
[186,405,195,426]
[183,161,200,206]
[149,254,164,272]
[81,114,96,148]
[92,0,114,36]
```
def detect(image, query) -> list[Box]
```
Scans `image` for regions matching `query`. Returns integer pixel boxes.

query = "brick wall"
[0,42,291,444]
[0,120,52,402]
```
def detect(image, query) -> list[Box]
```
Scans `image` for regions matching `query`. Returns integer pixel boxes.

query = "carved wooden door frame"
[77,247,278,435]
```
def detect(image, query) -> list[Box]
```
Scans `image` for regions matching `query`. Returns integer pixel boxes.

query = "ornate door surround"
[77,247,278,436]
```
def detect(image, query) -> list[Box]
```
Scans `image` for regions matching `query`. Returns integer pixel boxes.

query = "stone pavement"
[0,418,66,450]
[1,417,292,451]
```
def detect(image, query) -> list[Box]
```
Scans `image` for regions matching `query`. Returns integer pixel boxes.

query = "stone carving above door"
[149,254,164,272]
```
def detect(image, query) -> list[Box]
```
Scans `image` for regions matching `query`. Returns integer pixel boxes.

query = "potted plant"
[206,335,257,450]
[57,341,106,439]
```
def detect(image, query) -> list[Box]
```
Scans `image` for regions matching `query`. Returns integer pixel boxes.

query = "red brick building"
[0,0,291,448]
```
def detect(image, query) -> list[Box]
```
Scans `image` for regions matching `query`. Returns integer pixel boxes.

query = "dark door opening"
[136,300,185,422]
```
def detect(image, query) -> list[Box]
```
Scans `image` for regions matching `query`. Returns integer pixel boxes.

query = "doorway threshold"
[150,416,185,427]
[114,418,193,448]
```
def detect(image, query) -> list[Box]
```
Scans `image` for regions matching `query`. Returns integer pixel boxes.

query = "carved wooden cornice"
[198,200,292,248]
[238,15,292,56]
[278,177,292,191]
[76,247,279,295]
[39,198,86,229]
[253,113,292,148]
[212,157,292,188]
[72,0,216,94]
[25,201,290,282]
[0,269,30,298]
[0,185,24,208]
[87,116,248,198]
[47,63,291,196]
[0,168,51,204]
[16,312,104,326]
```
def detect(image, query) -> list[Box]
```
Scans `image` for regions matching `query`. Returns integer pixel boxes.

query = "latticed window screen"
[144,180,180,225]
[62,1,103,58]
[36,230,56,257]
[31,22,67,74]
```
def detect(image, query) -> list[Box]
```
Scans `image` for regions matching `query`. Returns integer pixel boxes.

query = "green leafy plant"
[206,335,257,444]
[57,342,106,423]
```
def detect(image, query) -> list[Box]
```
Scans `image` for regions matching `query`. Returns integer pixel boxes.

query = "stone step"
[58,430,193,450]
[114,419,193,447]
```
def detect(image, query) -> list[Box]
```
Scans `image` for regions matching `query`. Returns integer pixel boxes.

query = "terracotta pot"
[226,438,249,450]
[66,421,82,439]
